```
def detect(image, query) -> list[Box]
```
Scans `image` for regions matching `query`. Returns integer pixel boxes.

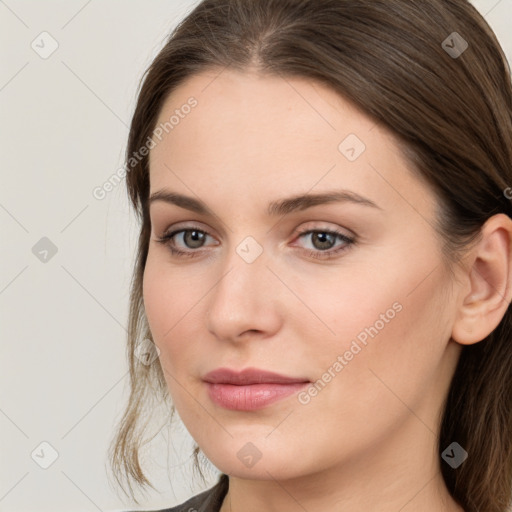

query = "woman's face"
[143,69,463,480]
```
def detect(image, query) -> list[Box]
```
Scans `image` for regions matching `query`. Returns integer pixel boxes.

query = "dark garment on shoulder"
[147,474,229,512]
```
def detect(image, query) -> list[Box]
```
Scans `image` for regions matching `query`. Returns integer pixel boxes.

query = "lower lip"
[205,382,309,411]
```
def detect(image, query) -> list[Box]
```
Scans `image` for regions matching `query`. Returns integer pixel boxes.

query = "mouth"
[202,367,310,411]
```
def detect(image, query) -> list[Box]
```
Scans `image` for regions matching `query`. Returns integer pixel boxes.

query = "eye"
[155,227,217,258]
[155,225,355,261]
[293,228,355,260]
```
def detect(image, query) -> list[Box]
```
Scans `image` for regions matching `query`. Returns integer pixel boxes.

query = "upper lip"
[203,367,310,385]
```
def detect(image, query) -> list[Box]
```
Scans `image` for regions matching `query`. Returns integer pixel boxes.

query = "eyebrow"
[148,189,382,217]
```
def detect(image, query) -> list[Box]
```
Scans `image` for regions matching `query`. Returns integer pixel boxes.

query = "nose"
[205,243,282,343]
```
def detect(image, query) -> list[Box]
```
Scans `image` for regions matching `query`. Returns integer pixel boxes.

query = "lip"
[203,367,310,385]
[203,367,310,411]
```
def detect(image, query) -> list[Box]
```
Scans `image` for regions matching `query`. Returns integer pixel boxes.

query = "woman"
[109,0,512,510]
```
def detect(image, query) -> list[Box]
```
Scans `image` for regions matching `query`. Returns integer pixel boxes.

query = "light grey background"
[1,1,511,511]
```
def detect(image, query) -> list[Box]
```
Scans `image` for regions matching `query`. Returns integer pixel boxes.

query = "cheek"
[288,263,401,365]
[142,256,189,361]
[142,253,210,383]
[310,254,453,408]
[285,260,453,459]
[142,257,172,342]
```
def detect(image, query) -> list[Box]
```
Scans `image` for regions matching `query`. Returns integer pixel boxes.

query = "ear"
[451,213,512,345]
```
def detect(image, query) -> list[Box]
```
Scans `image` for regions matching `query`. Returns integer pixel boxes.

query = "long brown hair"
[108,1,512,510]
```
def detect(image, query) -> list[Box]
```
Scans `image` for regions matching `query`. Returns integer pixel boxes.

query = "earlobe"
[451,213,512,346]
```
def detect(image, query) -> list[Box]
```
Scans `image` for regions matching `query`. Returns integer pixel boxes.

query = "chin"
[198,435,317,481]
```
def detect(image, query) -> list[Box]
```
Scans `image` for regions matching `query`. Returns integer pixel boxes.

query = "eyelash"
[155,225,355,261]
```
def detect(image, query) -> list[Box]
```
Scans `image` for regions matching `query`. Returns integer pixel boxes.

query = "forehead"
[150,68,376,163]
[148,69,435,218]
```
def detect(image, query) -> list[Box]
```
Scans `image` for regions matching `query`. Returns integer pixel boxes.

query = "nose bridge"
[206,234,279,339]
[211,234,267,310]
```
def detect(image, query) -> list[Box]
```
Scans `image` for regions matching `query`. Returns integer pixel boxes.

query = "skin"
[143,68,512,512]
